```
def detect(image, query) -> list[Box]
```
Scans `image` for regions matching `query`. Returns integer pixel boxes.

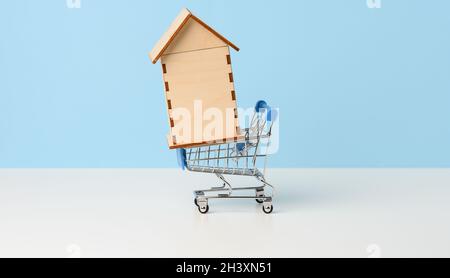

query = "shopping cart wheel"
[256,189,265,204]
[198,204,209,214]
[262,204,273,214]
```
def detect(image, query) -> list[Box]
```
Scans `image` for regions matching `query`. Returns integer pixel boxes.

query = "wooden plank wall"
[161,45,240,148]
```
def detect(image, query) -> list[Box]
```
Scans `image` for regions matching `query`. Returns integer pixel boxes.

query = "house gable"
[163,18,227,56]
[149,8,239,64]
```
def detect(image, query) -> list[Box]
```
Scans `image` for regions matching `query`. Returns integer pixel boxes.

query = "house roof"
[149,8,239,64]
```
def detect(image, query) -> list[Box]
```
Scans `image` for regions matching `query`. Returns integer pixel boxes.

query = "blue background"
[1,0,449,168]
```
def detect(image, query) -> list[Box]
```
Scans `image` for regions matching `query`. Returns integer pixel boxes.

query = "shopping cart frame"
[177,100,277,214]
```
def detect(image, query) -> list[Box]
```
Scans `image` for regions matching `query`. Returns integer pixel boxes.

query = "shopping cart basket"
[176,100,277,214]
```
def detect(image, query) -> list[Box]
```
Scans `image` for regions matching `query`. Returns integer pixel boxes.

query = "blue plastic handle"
[236,143,246,152]
[267,109,278,122]
[176,148,187,171]
[255,100,268,112]
[255,100,277,122]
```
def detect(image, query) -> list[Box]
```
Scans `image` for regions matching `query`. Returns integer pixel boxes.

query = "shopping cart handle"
[176,148,187,171]
[255,100,277,122]
[255,100,268,112]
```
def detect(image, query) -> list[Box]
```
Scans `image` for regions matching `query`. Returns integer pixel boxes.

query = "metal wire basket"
[177,100,277,214]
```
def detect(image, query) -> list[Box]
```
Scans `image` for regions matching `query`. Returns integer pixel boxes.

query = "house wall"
[161,45,239,148]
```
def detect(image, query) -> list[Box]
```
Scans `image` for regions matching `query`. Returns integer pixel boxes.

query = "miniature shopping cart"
[176,100,277,214]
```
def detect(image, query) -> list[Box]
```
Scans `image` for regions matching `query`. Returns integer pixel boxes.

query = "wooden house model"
[149,8,241,149]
